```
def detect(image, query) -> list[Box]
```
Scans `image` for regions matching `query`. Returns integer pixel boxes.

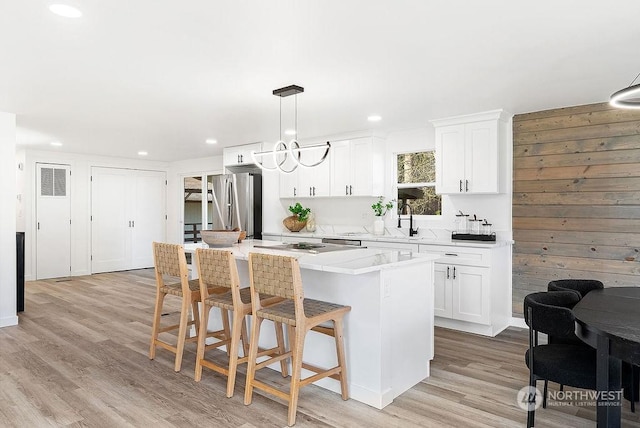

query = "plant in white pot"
[371,196,395,235]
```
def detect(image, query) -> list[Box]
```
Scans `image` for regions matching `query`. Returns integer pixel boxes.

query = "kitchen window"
[397,151,442,216]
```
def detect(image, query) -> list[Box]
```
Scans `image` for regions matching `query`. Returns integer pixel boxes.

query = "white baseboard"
[0,315,19,328]
[509,316,527,329]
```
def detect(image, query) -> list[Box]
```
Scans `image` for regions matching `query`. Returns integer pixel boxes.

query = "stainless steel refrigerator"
[208,172,262,239]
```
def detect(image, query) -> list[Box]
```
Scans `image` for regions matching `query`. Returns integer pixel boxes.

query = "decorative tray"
[451,232,496,242]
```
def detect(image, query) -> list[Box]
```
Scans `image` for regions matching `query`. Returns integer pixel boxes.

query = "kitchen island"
[184,239,438,409]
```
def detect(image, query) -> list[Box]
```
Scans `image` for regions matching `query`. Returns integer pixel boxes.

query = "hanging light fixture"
[610,72,640,109]
[251,85,331,173]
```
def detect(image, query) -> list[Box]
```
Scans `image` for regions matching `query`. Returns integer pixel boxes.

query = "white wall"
[22,150,168,280]
[0,112,17,328]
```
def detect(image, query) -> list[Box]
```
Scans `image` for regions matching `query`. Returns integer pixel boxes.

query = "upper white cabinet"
[431,110,508,194]
[223,142,263,167]
[278,141,331,198]
[330,137,384,197]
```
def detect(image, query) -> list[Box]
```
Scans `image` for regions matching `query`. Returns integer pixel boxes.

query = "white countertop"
[184,239,438,275]
[263,225,512,249]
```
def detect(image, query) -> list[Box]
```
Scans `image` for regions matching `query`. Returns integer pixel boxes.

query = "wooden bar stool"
[194,248,288,397]
[149,242,219,372]
[244,252,351,426]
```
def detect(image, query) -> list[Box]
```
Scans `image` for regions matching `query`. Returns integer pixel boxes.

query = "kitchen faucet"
[397,202,419,237]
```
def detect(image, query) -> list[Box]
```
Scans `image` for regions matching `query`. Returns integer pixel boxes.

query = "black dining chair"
[524,291,597,428]
[547,279,604,298]
[546,279,638,412]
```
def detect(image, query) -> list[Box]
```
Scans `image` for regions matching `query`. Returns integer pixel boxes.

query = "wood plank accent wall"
[512,102,640,316]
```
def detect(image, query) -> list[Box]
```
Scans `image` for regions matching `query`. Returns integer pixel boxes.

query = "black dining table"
[573,287,640,428]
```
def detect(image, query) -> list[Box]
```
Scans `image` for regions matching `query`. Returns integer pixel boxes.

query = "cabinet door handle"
[349,185,353,195]
[240,154,244,163]
[37,222,40,230]
[128,220,131,227]
[459,180,463,192]
[132,220,135,228]
[293,187,297,197]
[345,185,349,196]
[453,267,456,279]
[309,187,312,196]
[237,155,240,163]
[313,186,316,196]
[465,180,469,192]
[446,266,450,279]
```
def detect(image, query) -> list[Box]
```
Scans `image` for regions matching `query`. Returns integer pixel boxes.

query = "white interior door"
[91,167,131,273]
[36,164,71,279]
[131,171,166,269]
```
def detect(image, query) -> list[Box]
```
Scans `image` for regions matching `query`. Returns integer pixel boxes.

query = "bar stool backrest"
[153,243,189,291]
[249,253,302,301]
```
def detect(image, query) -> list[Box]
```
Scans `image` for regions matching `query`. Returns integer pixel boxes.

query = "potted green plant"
[283,202,311,232]
[371,196,395,235]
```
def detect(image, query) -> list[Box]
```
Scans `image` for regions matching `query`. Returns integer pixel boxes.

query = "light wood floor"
[2,270,640,427]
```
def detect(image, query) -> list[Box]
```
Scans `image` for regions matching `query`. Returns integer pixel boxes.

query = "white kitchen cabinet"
[91,167,166,273]
[330,137,384,197]
[279,167,299,198]
[223,142,263,167]
[434,262,490,324]
[431,110,508,194]
[278,141,331,198]
[420,243,510,337]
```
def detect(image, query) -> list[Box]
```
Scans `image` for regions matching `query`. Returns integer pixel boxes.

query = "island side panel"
[384,261,434,399]
[298,269,389,409]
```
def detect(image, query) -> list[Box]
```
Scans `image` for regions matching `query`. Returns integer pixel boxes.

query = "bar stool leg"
[194,303,212,382]
[244,316,264,405]
[220,309,231,357]
[275,322,289,378]
[191,301,201,335]
[240,318,249,357]
[174,295,191,372]
[149,291,166,360]
[288,327,306,427]
[226,310,244,397]
[334,318,349,400]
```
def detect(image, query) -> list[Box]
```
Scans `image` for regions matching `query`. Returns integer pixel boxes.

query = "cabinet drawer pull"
[444,253,458,256]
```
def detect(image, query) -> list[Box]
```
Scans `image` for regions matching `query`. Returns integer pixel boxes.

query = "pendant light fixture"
[610,72,640,109]
[252,85,331,173]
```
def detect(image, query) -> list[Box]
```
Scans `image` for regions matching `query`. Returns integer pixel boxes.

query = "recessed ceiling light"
[138,151,148,156]
[367,115,382,122]
[205,139,218,145]
[284,129,297,136]
[50,141,63,147]
[49,4,83,18]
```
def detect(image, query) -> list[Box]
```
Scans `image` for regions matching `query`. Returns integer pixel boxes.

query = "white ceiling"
[2,1,639,161]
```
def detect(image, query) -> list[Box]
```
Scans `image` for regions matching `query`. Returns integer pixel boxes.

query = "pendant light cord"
[279,97,282,140]
[629,72,640,87]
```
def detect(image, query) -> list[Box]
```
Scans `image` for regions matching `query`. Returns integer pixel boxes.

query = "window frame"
[394,150,443,219]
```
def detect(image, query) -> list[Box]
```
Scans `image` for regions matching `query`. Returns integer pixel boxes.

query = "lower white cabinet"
[421,243,510,337]
[434,262,489,324]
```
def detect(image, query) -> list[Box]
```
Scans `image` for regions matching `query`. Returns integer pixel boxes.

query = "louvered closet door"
[36,163,71,279]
